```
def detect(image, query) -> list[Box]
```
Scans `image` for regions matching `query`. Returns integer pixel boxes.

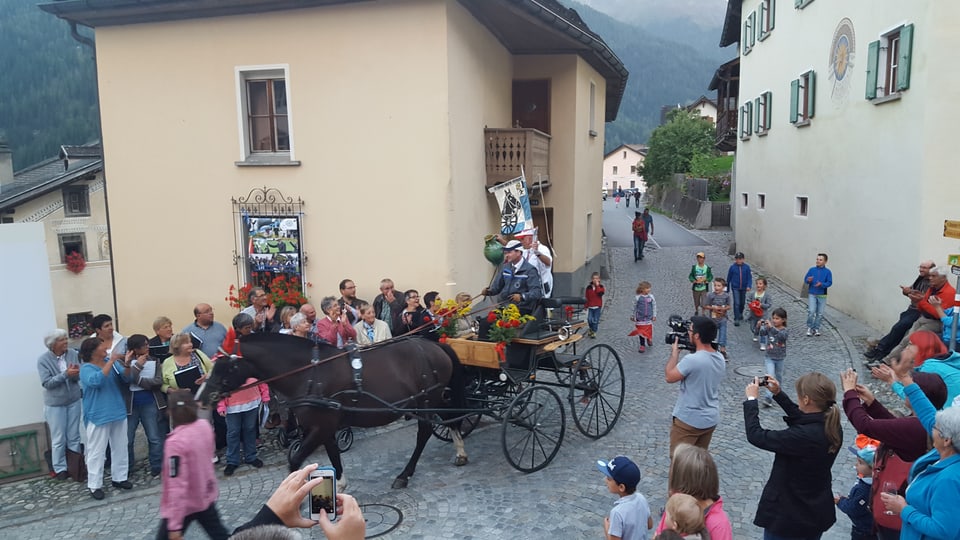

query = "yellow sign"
[945,220,960,239]
[950,254,960,267]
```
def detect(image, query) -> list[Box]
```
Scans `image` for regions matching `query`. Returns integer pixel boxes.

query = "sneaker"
[734,320,741,327]
[90,488,105,500]
[212,455,220,464]
[54,471,70,481]
[111,480,133,490]
[814,330,821,337]
[151,469,161,478]
[806,328,813,337]
[759,344,766,351]
[247,459,264,468]
[752,337,758,342]
[638,345,646,353]
[224,464,238,476]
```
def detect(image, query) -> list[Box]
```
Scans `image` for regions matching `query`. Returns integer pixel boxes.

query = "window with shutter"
[236,65,299,166]
[866,24,914,103]
[759,0,775,40]
[756,92,773,134]
[791,72,815,126]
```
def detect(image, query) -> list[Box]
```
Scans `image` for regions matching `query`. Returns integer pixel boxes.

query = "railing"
[715,109,738,149]
[484,128,550,186]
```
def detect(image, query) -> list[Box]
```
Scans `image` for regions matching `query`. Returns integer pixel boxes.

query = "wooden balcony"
[716,109,738,152]
[485,128,550,188]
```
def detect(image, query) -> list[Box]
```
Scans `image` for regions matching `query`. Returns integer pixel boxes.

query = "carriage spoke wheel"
[287,438,302,463]
[431,413,482,442]
[569,344,624,439]
[336,427,354,452]
[501,386,565,473]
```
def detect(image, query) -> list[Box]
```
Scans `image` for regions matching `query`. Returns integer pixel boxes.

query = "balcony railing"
[715,109,738,152]
[484,128,550,187]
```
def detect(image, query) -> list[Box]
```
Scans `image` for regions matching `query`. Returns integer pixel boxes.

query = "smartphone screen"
[309,469,336,521]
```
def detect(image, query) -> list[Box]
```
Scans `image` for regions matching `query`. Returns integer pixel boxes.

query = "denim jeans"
[732,289,747,321]
[807,294,827,331]
[763,357,784,402]
[128,398,163,474]
[225,408,259,465]
[715,318,727,347]
[45,400,82,474]
[763,530,821,540]
[587,307,602,333]
[633,236,646,260]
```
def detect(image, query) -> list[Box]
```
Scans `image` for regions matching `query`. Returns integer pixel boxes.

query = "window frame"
[758,193,766,210]
[741,192,750,208]
[612,165,619,175]
[795,196,809,218]
[790,70,816,126]
[235,64,299,166]
[758,0,776,41]
[589,81,597,137]
[62,185,90,217]
[740,101,753,140]
[58,233,87,263]
[866,24,913,102]
[755,91,773,134]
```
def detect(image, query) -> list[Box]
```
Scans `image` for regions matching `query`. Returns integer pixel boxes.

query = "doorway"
[512,80,550,134]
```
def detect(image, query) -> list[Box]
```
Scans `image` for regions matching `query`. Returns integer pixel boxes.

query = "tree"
[639,109,715,186]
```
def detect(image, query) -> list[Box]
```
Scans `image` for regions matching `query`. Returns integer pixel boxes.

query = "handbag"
[870,444,912,531]
[66,447,87,483]
[749,299,764,317]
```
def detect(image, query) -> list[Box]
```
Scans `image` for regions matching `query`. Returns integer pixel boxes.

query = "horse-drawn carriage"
[199,296,624,488]
[440,296,624,472]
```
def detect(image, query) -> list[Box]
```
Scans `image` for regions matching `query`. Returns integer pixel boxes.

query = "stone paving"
[1,221,893,539]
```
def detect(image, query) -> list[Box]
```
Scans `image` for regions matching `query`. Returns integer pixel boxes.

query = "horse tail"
[437,342,466,411]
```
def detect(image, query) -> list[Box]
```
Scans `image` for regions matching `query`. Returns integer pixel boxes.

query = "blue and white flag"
[487,170,533,235]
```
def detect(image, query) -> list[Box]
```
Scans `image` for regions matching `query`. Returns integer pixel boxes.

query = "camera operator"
[664,316,726,457]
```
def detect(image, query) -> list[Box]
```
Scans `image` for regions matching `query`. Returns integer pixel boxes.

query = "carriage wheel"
[431,413,482,442]
[336,427,354,453]
[277,428,290,449]
[569,344,624,439]
[287,438,302,462]
[501,386,565,473]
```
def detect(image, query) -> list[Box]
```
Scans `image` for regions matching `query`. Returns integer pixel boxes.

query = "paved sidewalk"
[0,220,892,539]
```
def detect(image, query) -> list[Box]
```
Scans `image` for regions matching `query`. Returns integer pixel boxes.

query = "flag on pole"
[487,169,533,235]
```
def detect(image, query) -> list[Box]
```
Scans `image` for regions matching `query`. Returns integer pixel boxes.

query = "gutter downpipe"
[65,20,121,331]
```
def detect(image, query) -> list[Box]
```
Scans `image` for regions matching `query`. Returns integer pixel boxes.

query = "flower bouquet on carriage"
[430,299,473,343]
[485,303,536,361]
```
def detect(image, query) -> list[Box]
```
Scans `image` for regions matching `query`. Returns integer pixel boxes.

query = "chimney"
[0,138,13,194]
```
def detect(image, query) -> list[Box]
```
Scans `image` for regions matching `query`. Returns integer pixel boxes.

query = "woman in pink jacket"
[217,375,270,476]
[157,390,228,540]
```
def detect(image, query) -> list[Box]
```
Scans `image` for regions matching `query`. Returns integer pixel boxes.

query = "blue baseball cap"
[596,456,640,489]
[848,445,877,466]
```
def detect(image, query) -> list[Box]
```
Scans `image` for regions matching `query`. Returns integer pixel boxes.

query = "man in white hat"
[512,227,553,298]
[483,240,543,315]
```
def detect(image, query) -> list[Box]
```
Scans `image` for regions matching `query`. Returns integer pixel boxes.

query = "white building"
[686,96,718,124]
[602,143,646,193]
[728,0,960,329]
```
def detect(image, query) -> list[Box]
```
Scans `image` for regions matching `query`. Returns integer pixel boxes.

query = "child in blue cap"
[834,443,877,540]
[597,455,653,540]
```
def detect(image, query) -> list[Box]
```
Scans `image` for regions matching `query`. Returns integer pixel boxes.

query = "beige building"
[0,142,114,337]
[722,0,960,329]
[602,144,646,193]
[685,96,718,124]
[42,0,628,332]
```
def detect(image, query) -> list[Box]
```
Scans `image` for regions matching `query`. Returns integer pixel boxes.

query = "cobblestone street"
[1,211,884,539]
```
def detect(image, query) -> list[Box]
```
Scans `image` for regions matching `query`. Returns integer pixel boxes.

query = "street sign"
[950,254,960,267]
[945,220,960,239]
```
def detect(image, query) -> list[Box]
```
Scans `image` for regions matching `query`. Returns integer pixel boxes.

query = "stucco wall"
[735,0,957,329]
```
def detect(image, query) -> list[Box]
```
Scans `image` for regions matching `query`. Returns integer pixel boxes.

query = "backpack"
[870,444,913,531]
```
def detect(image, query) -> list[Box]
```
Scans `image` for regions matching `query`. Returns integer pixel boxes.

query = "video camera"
[663,315,719,352]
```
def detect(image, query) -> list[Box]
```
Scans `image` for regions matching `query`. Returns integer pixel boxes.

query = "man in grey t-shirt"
[664,316,726,457]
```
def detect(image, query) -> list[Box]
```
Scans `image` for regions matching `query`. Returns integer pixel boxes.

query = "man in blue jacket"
[804,253,833,337]
[726,252,752,327]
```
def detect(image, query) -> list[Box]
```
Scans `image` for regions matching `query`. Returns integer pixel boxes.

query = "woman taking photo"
[743,372,842,539]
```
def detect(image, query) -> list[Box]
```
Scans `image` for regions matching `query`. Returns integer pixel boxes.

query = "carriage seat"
[541,296,587,308]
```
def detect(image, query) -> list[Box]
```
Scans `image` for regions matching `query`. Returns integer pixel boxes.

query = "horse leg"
[392,419,433,489]
[288,426,325,473]
[323,438,346,489]
[452,427,468,466]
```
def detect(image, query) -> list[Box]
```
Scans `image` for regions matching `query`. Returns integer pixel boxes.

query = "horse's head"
[199,354,255,406]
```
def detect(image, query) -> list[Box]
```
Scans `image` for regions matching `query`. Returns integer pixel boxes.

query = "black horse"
[199,333,468,489]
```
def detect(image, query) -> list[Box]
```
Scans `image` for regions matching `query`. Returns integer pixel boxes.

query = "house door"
[513,80,550,134]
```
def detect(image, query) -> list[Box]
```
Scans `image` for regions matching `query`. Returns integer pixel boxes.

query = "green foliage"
[0,0,99,170]
[640,110,714,186]
[563,1,725,152]
[690,154,733,178]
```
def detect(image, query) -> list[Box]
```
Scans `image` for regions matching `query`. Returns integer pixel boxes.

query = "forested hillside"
[0,0,99,171]
[564,1,728,151]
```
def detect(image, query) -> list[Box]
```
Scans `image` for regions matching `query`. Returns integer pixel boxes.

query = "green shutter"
[897,24,914,91]
[790,79,799,123]
[865,40,880,99]
[746,101,753,135]
[794,0,801,7]
[769,0,776,30]
[750,12,757,46]
[743,19,750,54]
[754,97,761,132]
[765,91,773,129]
[806,70,816,118]
[758,4,767,39]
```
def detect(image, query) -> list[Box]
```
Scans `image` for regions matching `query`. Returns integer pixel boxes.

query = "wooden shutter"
[754,97,761,132]
[745,101,753,136]
[897,24,914,91]
[743,18,751,54]
[865,40,880,99]
[806,71,816,118]
[749,12,757,46]
[764,91,773,129]
[758,3,767,39]
[769,0,776,30]
[790,79,799,123]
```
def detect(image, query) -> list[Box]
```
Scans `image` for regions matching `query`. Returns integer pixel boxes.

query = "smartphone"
[307,467,336,521]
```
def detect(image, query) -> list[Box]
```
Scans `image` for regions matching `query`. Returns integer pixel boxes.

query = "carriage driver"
[482,240,543,315]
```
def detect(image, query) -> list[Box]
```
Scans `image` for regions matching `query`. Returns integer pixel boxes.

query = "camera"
[758,375,770,387]
[664,315,696,351]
